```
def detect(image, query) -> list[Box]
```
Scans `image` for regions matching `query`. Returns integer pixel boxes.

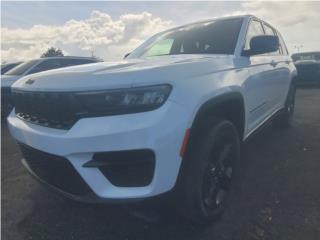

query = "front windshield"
[5,59,40,76]
[129,18,243,58]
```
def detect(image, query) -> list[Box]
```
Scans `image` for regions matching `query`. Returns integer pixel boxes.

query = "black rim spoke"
[218,144,232,164]
[202,137,235,210]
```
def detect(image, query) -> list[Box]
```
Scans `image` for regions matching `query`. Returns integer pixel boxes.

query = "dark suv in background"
[1,56,101,118]
[292,51,320,87]
[1,62,23,74]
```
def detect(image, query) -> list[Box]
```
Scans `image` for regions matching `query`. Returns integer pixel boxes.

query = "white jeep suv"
[8,15,297,222]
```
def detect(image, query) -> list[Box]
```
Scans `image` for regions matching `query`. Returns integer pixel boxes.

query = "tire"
[176,118,240,223]
[273,83,296,128]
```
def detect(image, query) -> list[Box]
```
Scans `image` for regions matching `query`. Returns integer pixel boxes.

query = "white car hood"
[12,55,236,92]
[1,75,22,88]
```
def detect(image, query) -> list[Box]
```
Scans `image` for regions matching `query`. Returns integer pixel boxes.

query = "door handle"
[270,60,278,67]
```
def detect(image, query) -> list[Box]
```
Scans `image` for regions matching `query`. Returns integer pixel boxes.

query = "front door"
[242,19,277,134]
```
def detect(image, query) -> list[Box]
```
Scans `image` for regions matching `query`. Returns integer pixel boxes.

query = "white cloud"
[1,11,172,62]
[2,2,319,62]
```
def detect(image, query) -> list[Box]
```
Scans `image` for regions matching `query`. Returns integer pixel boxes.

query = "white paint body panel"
[8,15,297,200]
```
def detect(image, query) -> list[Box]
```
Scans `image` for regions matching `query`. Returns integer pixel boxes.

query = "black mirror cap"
[123,53,131,59]
[243,35,280,56]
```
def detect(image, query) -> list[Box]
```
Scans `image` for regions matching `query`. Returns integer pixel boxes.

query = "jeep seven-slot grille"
[12,90,81,129]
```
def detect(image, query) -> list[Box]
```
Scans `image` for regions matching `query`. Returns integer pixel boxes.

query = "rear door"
[275,30,292,107]
[262,23,291,111]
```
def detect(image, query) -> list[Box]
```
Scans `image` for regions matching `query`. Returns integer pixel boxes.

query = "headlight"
[75,84,172,116]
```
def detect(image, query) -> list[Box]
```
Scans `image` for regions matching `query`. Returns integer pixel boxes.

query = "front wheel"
[177,118,240,223]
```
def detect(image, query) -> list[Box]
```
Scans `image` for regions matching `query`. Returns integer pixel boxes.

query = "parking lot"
[2,88,320,240]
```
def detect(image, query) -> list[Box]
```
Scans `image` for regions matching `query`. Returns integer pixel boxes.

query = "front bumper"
[8,99,190,201]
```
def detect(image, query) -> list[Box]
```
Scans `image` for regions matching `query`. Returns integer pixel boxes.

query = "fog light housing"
[83,149,155,187]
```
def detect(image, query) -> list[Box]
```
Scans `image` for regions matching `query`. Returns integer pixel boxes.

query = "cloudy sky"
[1,1,320,62]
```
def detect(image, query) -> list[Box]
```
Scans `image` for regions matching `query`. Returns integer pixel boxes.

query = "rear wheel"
[177,118,240,223]
[274,83,296,128]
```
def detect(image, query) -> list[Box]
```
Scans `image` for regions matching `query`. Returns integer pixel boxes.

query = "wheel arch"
[174,91,246,199]
[189,92,246,141]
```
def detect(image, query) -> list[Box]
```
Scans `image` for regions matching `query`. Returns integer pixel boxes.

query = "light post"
[294,45,303,53]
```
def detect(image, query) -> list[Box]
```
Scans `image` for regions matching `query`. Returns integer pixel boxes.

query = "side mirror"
[244,35,279,56]
[123,53,131,59]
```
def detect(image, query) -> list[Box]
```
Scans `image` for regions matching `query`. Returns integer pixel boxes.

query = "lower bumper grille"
[18,143,92,196]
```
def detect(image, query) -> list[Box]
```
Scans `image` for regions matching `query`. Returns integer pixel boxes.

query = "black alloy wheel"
[177,118,240,223]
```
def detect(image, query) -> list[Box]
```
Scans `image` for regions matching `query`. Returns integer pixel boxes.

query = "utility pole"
[90,48,95,58]
[294,45,303,53]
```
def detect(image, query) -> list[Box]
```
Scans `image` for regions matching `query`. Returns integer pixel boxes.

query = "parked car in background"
[8,15,297,223]
[292,51,320,87]
[1,56,101,118]
[1,61,23,74]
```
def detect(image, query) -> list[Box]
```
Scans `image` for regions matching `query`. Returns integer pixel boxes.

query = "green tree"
[41,47,64,58]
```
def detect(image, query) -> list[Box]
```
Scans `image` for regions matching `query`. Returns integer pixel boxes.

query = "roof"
[156,14,253,36]
[193,14,253,23]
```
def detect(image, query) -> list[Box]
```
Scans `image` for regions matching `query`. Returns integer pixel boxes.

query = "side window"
[28,59,61,74]
[263,24,275,36]
[143,39,174,57]
[244,20,265,50]
[278,33,289,55]
[263,23,281,55]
